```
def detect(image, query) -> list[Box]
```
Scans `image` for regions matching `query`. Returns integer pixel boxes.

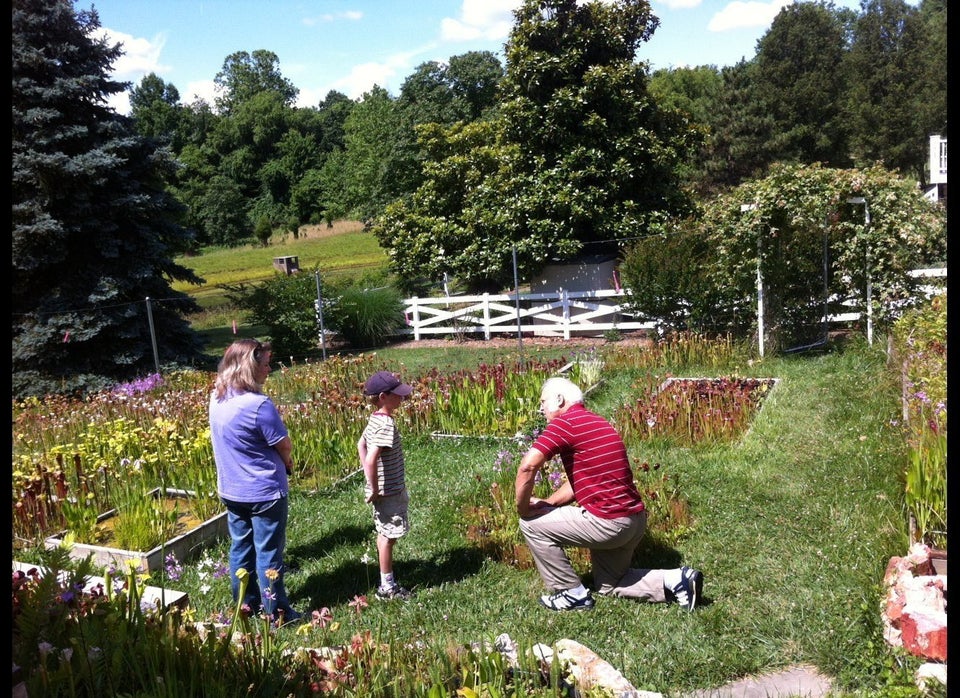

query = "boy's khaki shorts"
[373,489,409,538]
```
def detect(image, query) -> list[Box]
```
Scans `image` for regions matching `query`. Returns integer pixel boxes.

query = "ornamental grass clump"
[107,489,181,552]
[567,346,604,389]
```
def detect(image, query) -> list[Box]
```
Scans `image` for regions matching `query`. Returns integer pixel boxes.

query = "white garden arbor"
[718,164,945,358]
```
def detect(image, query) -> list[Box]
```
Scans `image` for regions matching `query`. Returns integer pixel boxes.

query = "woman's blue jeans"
[222,496,292,616]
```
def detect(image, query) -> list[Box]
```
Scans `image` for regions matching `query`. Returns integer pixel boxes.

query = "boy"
[358,370,414,600]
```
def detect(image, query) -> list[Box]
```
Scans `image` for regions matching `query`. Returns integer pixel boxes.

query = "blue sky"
[88,0,871,115]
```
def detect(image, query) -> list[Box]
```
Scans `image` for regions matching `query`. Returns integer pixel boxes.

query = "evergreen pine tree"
[12,0,207,398]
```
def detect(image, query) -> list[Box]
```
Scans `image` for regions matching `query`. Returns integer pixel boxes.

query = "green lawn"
[162,338,917,695]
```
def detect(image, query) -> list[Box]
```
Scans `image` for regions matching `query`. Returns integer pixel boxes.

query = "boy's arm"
[359,438,382,502]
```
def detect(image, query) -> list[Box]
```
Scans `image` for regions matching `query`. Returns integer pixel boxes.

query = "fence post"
[756,244,765,358]
[847,196,872,346]
[740,203,763,358]
[314,271,327,361]
[411,298,422,341]
[512,246,523,353]
[482,294,491,340]
[144,297,160,375]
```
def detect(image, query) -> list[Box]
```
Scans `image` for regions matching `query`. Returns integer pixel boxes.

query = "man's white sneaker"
[539,589,595,611]
[669,566,703,611]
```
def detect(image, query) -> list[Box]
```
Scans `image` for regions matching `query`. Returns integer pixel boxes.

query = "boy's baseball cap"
[363,371,413,396]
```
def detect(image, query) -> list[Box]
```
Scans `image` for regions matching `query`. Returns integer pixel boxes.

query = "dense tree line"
[126,0,943,274]
[12,0,945,395]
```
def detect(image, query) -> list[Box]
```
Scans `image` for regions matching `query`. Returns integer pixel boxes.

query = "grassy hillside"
[173,220,390,357]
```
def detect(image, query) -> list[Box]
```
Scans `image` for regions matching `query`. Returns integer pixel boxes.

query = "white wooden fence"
[399,268,946,342]
[402,289,651,340]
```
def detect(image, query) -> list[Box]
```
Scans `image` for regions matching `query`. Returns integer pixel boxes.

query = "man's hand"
[518,496,554,519]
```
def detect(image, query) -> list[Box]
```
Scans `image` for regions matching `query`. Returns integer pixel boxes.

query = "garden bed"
[44,488,227,573]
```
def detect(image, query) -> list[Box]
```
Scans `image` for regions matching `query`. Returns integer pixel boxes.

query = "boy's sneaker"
[669,566,703,611]
[376,584,412,600]
[539,589,595,612]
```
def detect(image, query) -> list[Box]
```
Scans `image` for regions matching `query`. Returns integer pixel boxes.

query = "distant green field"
[173,221,388,298]
[173,221,390,355]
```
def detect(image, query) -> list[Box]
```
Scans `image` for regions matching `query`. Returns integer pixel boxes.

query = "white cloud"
[296,85,328,108]
[302,10,363,27]
[96,27,169,81]
[332,61,397,99]
[708,0,791,32]
[440,0,518,42]
[97,26,219,114]
[182,79,218,107]
[306,1,521,104]
[328,49,422,100]
[95,27,169,115]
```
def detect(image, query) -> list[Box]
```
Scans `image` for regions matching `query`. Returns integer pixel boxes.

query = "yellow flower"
[265,568,279,582]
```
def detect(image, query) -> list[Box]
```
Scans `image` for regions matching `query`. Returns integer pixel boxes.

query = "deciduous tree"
[213,49,298,115]
[374,0,697,292]
[129,73,187,150]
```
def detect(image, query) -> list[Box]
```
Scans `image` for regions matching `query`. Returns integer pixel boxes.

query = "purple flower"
[111,373,164,396]
[493,449,513,472]
[164,553,183,581]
